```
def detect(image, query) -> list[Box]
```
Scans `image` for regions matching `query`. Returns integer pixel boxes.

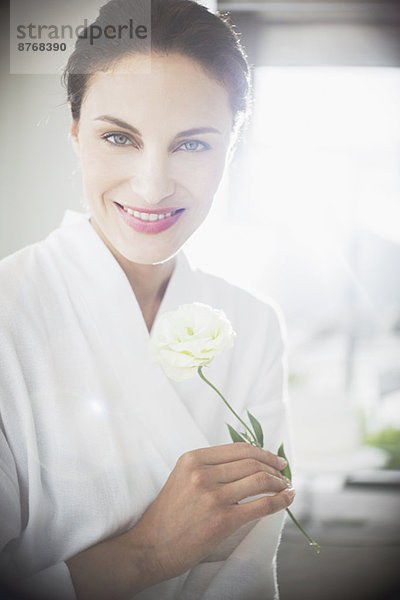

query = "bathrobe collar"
[49,210,209,467]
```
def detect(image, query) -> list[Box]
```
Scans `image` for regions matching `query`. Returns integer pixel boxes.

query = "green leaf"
[247,410,264,448]
[227,424,248,444]
[278,442,292,481]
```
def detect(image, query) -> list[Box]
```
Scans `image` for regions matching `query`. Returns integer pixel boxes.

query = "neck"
[90,220,175,332]
[117,254,175,332]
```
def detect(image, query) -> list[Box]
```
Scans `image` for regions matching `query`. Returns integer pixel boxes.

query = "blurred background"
[1,0,400,599]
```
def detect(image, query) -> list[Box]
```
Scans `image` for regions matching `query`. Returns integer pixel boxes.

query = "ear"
[69,117,80,157]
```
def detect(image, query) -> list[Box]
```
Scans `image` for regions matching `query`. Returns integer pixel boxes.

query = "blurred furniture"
[277,472,400,600]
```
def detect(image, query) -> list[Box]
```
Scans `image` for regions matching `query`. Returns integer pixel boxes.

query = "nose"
[128,149,175,206]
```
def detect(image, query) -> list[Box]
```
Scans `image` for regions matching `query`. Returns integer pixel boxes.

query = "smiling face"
[70,52,234,265]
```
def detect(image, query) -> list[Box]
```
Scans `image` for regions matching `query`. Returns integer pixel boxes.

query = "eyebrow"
[94,115,221,138]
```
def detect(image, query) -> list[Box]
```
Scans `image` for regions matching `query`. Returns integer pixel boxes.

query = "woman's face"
[70,52,234,265]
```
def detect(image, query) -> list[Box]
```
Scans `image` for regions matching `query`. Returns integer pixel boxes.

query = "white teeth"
[121,205,178,221]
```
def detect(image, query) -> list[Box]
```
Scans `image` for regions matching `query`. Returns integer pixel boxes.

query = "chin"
[117,243,181,266]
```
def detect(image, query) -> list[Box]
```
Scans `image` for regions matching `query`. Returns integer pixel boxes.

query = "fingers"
[213,458,286,485]
[194,443,287,472]
[222,470,290,504]
[235,488,296,523]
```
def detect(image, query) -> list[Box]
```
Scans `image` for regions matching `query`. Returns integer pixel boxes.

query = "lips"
[114,202,185,234]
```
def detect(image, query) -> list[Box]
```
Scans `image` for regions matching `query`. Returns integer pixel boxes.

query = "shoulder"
[185,259,287,350]
[0,243,41,322]
[0,224,67,338]
[0,212,91,326]
[0,240,39,277]
[0,212,91,288]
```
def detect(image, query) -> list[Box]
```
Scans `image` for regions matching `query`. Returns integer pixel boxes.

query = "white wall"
[0,71,82,258]
[1,1,106,258]
[197,0,217,11]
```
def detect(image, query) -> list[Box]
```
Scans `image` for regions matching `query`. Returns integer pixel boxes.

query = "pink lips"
[114,202,184,234]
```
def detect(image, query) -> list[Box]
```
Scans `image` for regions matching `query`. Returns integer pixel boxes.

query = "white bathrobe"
[0,211,290,600]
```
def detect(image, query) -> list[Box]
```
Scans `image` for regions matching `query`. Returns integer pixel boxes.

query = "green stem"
[198,368,318,552]
[197,367,259,446]
[286,508,320,553]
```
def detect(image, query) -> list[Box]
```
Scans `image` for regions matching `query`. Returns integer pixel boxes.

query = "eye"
[103,133,132,146]
[178,140,209,152]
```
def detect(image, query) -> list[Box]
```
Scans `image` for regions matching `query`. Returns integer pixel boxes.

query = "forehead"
[80,53,233,131]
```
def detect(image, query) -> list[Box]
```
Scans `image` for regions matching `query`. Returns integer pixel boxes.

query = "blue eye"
[179,140,209,152]
[104,133,132,146]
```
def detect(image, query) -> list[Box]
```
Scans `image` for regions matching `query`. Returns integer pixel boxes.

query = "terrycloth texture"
[0,211,290,600]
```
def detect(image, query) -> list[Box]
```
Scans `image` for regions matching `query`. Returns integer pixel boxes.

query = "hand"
[67,443,294,600]
[131,442,295,581]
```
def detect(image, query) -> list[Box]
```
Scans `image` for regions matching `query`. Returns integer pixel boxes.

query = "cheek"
[176,154,227,200]
[79,149,127,200]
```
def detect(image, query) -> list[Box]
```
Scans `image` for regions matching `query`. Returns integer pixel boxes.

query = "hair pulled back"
[63,0,251,134]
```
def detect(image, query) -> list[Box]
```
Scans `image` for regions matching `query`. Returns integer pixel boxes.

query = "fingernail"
[277,457,287,469]
[286,488,296,500]
[283,476,292,486]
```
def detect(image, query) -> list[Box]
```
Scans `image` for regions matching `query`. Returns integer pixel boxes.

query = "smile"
[119,204,181,222]
[114,202,185,234]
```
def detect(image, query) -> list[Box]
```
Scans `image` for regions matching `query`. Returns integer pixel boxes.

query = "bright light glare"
[249,67,400,244]
[186,66,400,307]
[185,66,400,464]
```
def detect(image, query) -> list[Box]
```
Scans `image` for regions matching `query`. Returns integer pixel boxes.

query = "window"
[186,66,400,470]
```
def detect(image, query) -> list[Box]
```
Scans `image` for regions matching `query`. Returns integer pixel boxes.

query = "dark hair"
[62,0,251,134]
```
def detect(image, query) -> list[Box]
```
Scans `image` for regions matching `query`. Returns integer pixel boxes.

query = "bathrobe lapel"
[49,212,209,471]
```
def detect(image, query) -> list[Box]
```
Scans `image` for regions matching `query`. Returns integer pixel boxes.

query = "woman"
[0,1,294,598]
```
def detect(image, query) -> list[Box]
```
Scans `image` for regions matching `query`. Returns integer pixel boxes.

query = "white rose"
[149,302,236,382]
